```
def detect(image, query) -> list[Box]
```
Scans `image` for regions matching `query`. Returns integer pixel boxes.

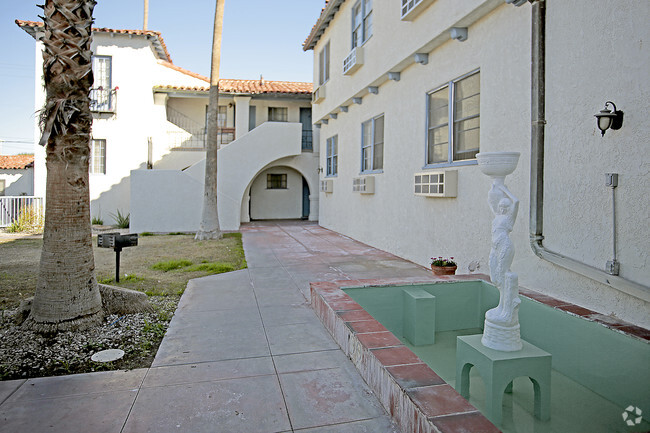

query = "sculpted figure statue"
[477,152,523,351]
[482,180,523,349]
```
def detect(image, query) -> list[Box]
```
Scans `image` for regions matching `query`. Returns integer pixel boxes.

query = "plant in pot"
[430,256,457,276]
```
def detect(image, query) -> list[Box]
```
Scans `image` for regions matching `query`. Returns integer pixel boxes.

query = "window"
[361,114,384,172]
[267,174,287,189]
[90,139,106,174]
[91,56,112,111]
[318,41,330,86]
[427,70,480,165]
[352,0,373,48]
[326,135,338,176]
[268,107,288,122]
[248,105,257,131]
[218,105,227,127]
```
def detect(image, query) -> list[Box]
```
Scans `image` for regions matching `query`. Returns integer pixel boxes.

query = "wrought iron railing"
[90,87,117,112]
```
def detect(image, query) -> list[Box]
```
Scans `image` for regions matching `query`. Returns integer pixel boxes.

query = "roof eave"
[303,0,345,51]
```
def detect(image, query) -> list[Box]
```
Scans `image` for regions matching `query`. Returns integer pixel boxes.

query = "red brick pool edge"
[310,276,501,433]
[310,275,649,433]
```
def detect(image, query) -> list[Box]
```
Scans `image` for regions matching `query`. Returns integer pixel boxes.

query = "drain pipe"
[518,0,650,301]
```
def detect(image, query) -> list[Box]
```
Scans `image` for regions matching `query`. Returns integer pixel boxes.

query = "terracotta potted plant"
[430,256,457,276]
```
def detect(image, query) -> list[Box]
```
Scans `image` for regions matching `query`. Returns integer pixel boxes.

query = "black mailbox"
[97,233,138,282]
[98,233,138,249]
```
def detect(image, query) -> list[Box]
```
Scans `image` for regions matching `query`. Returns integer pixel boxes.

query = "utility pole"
[143,0,149,30]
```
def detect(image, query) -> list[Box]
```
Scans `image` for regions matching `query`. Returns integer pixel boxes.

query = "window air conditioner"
[414,170,457,197]
[320,179,333,193]
[352,176,375,194]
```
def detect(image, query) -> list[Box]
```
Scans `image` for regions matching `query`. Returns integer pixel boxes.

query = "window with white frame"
[427,70,480,165]
[90,139,106,174]
[326,135,338,176]
[352,0,373,48]
[318,41,330,86]
[268,107,288,122]
[361,114,384,172]
[91,56,113,111]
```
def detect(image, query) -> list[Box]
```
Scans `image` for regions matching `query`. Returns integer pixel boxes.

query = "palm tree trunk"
[195,0,225,240]
[25,0,103,332]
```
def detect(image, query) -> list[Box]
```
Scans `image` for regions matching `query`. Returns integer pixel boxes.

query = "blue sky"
[0,0,324,154]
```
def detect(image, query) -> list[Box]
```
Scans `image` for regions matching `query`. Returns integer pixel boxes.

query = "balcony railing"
[167,127,236,150]
[90,87,117,113]
[302,130,313,151]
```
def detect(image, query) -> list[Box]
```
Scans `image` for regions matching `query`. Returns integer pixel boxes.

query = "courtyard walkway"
[0,221,433,432]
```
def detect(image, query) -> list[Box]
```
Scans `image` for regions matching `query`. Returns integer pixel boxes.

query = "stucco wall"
[312,0,649,327]
[31,32,208,225]
[249,167,304,220]
[0,169,33,196]
[130,169,202,233]
[131,121,317,232]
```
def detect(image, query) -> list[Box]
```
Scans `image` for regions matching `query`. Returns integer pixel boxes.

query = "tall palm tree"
[195,0,225,240]
[25,0,103,332]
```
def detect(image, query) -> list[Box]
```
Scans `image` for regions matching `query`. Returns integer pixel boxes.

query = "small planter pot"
[431,265,457,276]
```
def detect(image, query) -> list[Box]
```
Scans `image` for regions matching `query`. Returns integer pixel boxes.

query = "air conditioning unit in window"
[343,46,364,75]
[352,176,375,194]
[414,170,457,197]
[312,85,326,104]
[320,179,333,193]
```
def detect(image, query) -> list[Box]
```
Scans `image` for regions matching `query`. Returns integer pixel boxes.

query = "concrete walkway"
[0,221,432,432]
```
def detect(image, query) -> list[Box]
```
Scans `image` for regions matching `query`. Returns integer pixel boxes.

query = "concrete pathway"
[0,221,432,432]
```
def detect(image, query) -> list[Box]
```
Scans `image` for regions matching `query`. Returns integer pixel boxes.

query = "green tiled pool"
[344,281,650,433]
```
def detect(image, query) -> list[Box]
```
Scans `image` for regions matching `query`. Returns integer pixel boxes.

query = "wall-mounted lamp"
[594,101,624,137]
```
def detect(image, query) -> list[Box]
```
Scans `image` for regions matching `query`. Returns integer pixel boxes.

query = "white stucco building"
[0,155,34,197]
[17,20,318,231]
[304,0,649,327]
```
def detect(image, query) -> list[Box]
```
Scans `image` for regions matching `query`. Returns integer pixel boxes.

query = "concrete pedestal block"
[456,334,551,425]
[402,288,436,345]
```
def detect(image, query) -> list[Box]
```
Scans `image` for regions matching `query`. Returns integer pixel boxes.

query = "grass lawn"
[0,233,247,310]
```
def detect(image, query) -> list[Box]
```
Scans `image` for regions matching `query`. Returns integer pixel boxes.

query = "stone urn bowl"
[476,152,520,178]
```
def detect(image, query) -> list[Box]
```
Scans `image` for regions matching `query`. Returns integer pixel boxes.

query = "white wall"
[311,0,650,327]
[131,121,318,232]
[130,169,202,233]
[30,32,208,225]
[249,167,304,220]
[0,169,33,196]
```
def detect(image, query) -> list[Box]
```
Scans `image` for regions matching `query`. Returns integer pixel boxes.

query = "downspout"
[524,0,650,302]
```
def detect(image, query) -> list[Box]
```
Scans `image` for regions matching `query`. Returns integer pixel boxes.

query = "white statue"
[477,152,523,351]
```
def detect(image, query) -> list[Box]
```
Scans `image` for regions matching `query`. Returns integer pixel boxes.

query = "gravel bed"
[0,296,179,380]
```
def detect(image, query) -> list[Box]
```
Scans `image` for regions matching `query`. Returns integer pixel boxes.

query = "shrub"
[7,205,44,233]
[91,216,104,225]
[110,209,130,229]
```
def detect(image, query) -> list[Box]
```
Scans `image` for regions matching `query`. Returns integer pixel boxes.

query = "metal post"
[115,247,122,282]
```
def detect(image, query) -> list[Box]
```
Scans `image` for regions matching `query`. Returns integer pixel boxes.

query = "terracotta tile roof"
[15,19,172,63]
[0,155,34,170]
[303,0,344,51]
[153,80,313,96]
[156,62,312,95]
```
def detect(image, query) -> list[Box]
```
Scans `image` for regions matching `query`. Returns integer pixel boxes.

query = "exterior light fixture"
[594,101,624,137]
